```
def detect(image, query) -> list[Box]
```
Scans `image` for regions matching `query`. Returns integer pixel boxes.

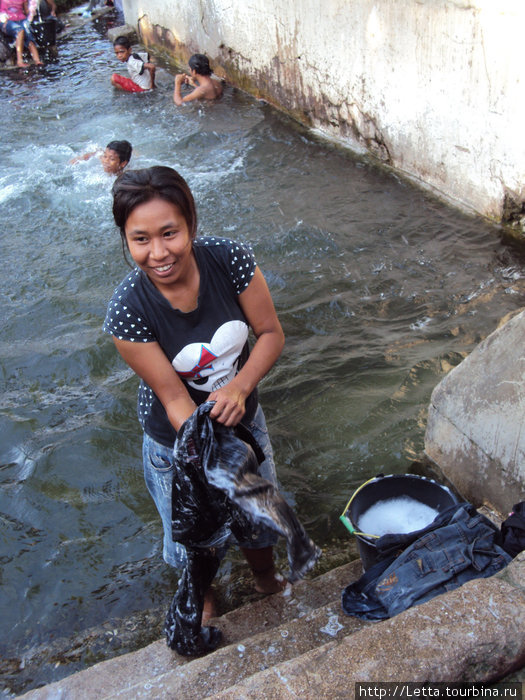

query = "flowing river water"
[1,10,524,696]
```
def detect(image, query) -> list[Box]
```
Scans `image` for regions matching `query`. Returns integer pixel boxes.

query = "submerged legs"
[240,545,287,593]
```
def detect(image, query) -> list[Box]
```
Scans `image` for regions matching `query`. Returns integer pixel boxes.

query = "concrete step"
[19,555,525,699]
[211,554,525,699]
[109,599,370,699]
[19,561,363,699]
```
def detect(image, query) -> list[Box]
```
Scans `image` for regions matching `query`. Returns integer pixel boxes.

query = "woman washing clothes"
[103,166,319,655]
[0,0,42,66]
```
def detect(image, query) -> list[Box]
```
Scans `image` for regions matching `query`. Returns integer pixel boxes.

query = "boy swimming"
[70,140,132,175]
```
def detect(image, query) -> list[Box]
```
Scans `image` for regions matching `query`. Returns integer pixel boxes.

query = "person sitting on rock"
[173,53,223,105]
[0,0,43,66]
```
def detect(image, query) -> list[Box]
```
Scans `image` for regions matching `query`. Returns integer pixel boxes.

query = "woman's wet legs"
[240,545,286,594]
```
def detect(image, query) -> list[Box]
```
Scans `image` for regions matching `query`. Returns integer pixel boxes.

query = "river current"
[1,10,524,695]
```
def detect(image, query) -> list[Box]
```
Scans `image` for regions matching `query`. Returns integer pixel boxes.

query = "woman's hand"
[208,381,247,427]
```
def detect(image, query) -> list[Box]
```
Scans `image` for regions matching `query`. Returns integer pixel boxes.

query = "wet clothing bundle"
[165,402,321,656]
[342,503,512,621]
[497,501,525,559]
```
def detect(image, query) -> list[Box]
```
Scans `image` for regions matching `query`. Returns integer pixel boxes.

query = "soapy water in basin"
[357,497,439,537]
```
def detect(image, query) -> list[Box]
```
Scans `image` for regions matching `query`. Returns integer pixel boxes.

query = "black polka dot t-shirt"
[103,236,259,446]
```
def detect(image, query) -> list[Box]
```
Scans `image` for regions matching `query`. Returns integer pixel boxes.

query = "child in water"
[70,140,132,175]
[173,53,223,105]
[111,35,155,93]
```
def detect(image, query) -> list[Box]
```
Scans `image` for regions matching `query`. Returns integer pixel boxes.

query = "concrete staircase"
[19,553,525,699]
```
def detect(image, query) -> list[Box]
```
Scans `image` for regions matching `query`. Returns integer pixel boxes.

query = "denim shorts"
[142,404,279,568]
[1,19,35,47]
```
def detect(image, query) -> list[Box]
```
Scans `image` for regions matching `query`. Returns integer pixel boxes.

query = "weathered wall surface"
[121,0,525,226]
[424,309,525,515]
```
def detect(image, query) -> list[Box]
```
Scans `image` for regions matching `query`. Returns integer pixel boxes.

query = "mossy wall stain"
[125,3,525,235]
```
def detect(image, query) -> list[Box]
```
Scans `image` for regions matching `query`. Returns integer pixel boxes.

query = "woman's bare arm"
[113,337,197,432]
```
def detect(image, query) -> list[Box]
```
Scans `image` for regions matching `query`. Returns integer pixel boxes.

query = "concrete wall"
[424,309,525,515]
[122,0,525,226]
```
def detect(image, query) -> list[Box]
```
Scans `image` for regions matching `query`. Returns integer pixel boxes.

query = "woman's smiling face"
[124,198,195,291]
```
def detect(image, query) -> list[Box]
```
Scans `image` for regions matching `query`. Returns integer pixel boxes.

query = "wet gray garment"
[165,402,321,656]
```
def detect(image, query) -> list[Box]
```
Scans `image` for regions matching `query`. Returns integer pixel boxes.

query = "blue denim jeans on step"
[143,404,279,568]
[342,503,512,620]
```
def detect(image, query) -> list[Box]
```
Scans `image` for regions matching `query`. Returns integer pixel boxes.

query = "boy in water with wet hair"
[173,53,223,105]
[70,139,132,175]
[111,35,155,93]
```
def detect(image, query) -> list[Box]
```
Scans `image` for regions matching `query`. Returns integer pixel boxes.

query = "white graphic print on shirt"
[172,320,248,393]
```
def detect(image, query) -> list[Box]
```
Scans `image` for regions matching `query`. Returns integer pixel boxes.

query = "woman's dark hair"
[112,167,197,256]
[106,140,132,164]
[113,35,131,49]
[188,53,212,76]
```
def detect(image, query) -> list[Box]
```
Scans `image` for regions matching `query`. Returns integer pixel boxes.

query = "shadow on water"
[1,10,524,696]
